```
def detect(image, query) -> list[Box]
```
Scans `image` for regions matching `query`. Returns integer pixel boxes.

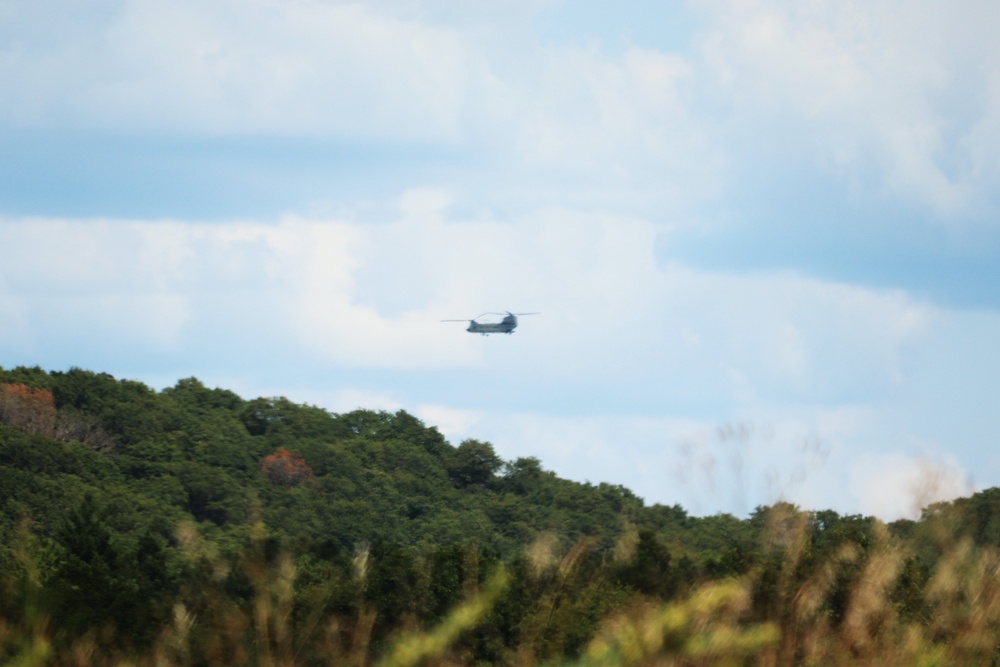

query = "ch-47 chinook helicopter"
[441,311,539,335]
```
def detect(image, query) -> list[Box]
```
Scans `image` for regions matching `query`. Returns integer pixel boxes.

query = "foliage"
[0,383,113,451]
[447,439,502,489]
[259,448,316,487]
[3,365,1000,664]
[0,383,57,436]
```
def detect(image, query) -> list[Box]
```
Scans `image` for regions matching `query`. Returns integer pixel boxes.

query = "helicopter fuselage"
[467,314,518,335]
[443,311,536,335]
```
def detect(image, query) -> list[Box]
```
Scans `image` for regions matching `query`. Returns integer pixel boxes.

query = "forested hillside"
[3,365,1000,665]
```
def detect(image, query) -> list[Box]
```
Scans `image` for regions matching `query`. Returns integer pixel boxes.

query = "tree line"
[1,365,999,665]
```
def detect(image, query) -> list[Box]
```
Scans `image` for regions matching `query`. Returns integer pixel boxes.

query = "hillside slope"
[3,365,1000,664]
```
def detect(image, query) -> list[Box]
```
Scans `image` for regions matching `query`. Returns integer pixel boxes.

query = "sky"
[2,0,1000,520]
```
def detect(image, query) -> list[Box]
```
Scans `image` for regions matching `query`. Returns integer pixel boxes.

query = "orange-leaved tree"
[259,448,316,487]
[0,383,57,437]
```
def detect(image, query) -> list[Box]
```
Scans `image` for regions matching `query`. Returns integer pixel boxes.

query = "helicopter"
[442,311,539,335]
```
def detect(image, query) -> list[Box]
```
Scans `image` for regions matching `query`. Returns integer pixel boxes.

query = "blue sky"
[2,0,1000,519]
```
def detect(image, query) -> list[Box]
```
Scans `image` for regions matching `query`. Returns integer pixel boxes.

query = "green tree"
[448,439,502,489]
[48,495,125,636]
[618,529,675,599]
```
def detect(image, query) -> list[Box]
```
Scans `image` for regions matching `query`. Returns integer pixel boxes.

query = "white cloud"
[4,0,1000,226]
[0,206,936,385]
[695,0,1000,218]
[0,0,475,140]
[328,388,403,415]
[0,0,723,217]
[654,264,933,404]
[415,404,483,439]
[0,273,34,351]
[465,409,852,515]
[512,45,699,165]
[851,452,973,521]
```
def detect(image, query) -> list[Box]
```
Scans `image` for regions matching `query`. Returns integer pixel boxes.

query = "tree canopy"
[0,364,996,665]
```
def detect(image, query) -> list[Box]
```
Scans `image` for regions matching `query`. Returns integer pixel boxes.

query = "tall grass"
[3,505,1000,666]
